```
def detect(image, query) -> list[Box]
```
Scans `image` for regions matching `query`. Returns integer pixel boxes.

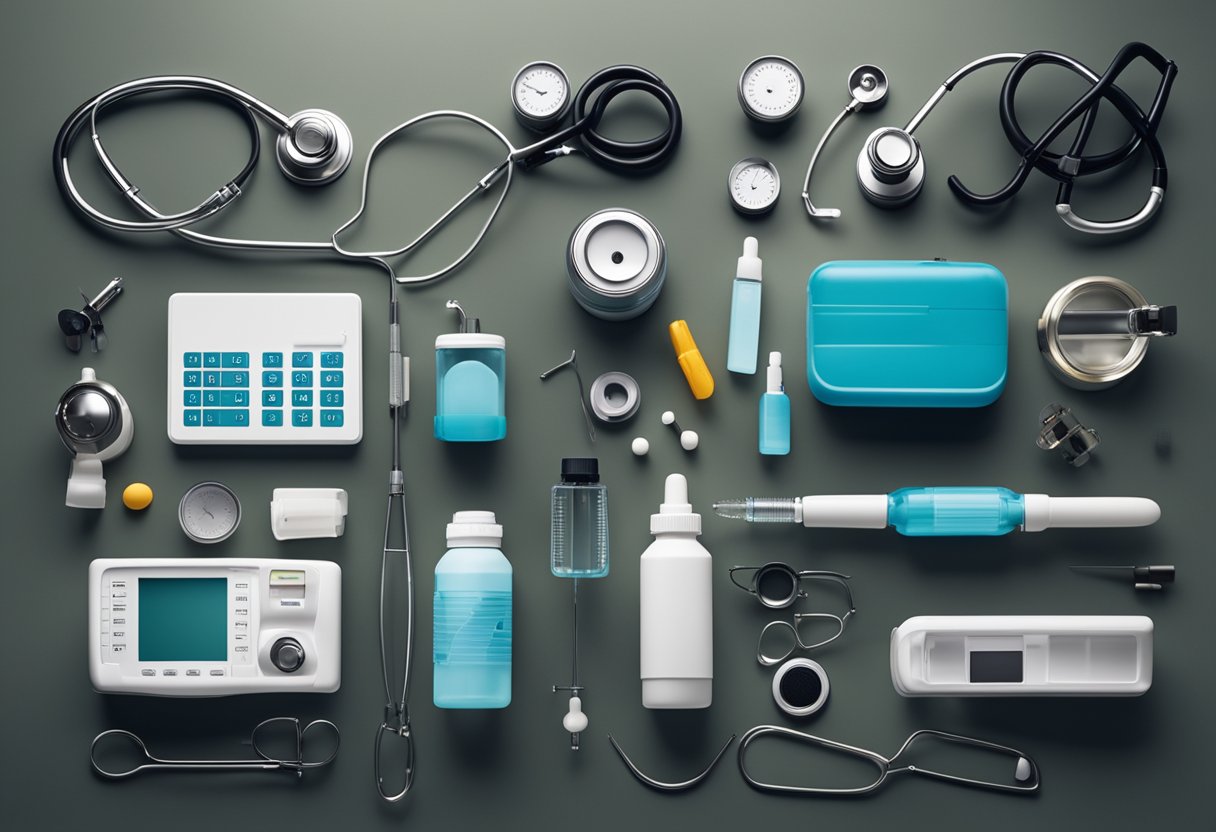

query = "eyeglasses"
[728,563,857,666]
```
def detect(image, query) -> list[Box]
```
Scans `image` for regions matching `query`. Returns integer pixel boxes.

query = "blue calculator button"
[183,409,201,426]
[262,370,283,387]
[320,371,344,388]
[222,352,249,368]
[203,372,221,387]
[291,409,313,427]
[184,390,201,406]
[183,353,202,368]
[184,371,202,387]
[203,353,221,368]
[292,390,313,406]
[221,390,249,406]
[262,352,283,368]
[320,352,344,368]
[221,371,248,387]
[292,371,313,387]
[203,390,220,406]
[292,352,313,368]
[262,390,282,407]
[320,390,344,407]
[320,410,345,427]
[262,409,283,427]
[205,409,249,427]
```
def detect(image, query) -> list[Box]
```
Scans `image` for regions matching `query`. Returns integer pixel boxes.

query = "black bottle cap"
[561,457,600,483]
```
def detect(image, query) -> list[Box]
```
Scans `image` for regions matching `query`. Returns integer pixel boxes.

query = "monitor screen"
[138,578,227,661]
[969,650,1023,683]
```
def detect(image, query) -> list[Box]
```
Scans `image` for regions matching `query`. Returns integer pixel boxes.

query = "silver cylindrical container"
[1037,276,1153,389]
[567,208,667,320]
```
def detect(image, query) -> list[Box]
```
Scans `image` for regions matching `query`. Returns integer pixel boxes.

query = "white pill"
[680,430,699,451]
[661,410,676,426]
[631,437,650,456]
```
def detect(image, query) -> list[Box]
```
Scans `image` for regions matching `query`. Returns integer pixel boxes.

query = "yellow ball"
[122,482,154,511]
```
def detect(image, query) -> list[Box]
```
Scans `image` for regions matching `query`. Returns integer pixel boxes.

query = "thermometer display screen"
[969,650,1024,683]
[138,578,227,661]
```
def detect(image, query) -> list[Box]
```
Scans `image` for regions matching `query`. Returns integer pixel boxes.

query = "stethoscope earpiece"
[276,109,354,185]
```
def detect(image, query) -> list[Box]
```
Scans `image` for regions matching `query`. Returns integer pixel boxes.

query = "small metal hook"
[609,733,735,792]
[539,350,596,442]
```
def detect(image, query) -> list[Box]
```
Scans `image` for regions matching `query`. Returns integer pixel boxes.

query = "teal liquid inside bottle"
[434,511,512,708]
[887,487,1026,536]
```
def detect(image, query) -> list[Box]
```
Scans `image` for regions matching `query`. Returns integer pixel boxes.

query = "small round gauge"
[738,56,805,123]
[729,157,781,215]
[511,61,572,131]
[179,481,241,544]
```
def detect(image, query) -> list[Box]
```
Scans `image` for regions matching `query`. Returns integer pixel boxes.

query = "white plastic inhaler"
[640,473,713,708]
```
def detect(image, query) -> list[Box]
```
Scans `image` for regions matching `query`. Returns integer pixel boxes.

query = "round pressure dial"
[738,56,805,123]
[178,481,241,544]
[729,157,781,215]
[511,61,572,131]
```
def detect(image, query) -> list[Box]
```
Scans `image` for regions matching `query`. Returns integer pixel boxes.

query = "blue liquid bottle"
[727,237,763,374]
[434,511,512,708]
[434,301,507,442]
[759,351,790,455]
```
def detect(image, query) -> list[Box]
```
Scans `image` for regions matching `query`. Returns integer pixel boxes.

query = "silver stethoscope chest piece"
[511,61,572,131]
[729,157,780,216]
[55,367,133,509]
[1037,276,1178,389]
[739,56,804,123]
[567,208,667,320]
[179,481,242,543]
[276,109,354,185]
[857,126,923,206]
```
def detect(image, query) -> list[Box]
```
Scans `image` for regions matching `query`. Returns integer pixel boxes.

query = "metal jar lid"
[589,372,641,423]
[1037,276,1152,389]
[567,208,666,321]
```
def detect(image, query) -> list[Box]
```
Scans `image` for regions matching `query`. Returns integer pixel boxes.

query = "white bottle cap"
[736,236,762,282]
[446,510,503,547]
[650,473,701,535]
[766,351,783,394]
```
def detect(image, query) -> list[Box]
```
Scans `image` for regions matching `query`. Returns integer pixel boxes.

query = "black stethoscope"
[854,42,1177,234]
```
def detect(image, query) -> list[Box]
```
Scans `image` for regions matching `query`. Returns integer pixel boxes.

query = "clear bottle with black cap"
[550,457,609,578]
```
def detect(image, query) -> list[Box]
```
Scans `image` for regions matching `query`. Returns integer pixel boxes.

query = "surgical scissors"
[728,564,856,666]
[90,717,339,779]
[737,725,1040,796]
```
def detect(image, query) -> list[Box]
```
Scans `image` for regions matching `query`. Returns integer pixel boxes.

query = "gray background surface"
[2,1,1212,829]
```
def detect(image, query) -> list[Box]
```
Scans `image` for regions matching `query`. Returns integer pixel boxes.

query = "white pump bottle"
[640,473,713,708]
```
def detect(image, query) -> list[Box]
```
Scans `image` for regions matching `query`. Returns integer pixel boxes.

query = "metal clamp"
[1036,404,1100,467]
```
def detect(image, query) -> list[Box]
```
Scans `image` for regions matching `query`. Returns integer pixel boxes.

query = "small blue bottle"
[550,458,609,578]
[434,301,506,442]
[434,511,512,708]
[727,237,763,374]
[759,351,790,455]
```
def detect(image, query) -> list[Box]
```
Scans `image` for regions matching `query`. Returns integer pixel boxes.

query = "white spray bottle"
[640,473,713,708]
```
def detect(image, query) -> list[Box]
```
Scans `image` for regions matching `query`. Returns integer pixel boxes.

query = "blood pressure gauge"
[729,157,781,215]
[738,56,805,123]
[511,61,572,131]
[179,481,241,543]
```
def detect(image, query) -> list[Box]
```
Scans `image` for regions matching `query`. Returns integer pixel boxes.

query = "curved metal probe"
[802,65,889,219]
[540,350,596,442]
[609,733,736,792]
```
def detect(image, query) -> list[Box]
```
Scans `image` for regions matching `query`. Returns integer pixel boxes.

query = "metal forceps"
[737,725,1041,796]
[375,281,416,802]
[728,563,856,666]
[90,717,339,779]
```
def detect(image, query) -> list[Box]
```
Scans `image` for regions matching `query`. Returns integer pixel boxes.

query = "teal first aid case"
[806,260,1008,407]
